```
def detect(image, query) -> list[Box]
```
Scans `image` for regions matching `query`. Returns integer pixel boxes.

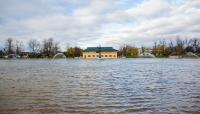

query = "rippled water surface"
[0,59,200,114]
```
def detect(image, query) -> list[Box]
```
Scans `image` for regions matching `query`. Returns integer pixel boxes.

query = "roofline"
[83,47,118,52]
[83,50,118,52]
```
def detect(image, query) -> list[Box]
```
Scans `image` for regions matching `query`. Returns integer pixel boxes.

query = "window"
[105,55,107,57]
[88,55,91,57]
[101,55,104,57]
[93,55,95,57]
[109,55,112,57]
[113,55,116,57]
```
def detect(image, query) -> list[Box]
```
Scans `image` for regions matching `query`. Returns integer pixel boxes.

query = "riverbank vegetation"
[0,38,83,59]
[0,37,200,59]
[118,37,200,58]
[152,37,200,58]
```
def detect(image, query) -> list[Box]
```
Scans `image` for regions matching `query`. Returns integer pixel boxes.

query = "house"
[83,47,118,59]
[138,48,153,54]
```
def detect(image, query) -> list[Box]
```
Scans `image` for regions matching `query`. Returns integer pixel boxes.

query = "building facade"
[138,48,153,54]
[83,47,118,59]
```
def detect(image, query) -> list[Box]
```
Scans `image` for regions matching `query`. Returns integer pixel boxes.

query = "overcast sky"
[0,0,200,50]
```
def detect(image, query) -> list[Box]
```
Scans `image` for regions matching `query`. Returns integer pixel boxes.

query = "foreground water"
[0,59,199,114]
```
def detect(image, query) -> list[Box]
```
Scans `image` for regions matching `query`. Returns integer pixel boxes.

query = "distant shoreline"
[0,56,199,60]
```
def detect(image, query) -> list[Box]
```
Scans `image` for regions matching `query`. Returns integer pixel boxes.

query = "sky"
[0,0,200,50]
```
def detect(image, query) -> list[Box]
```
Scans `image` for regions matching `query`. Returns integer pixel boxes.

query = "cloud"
[126,0,171,18]
[0,0,199,50]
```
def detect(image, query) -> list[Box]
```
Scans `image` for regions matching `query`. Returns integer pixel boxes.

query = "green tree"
[127,47,138,56]
[66,47,75,58]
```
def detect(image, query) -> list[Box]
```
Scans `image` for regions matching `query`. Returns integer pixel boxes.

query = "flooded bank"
[0,59,200,114]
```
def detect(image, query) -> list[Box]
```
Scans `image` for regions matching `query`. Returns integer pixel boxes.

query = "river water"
[0,59,199,114]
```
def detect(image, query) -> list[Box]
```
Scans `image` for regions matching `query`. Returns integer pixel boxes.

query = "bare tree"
[5,38,14,54]
[159,39,167,56]
[119,44,129,57]
[42,38,53,57]
[52,42,60,54]
[74,46,83,57]
[190,38,200,53]
[28,39,40,53]
[42,38,60,57]
[15,40,23,55]
[175,37,185,55]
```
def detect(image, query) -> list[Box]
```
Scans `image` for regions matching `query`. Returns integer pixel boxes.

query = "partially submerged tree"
[152,36,200,57]
[0,50,5,58]
[65,46,82,58]
[5,38,14,54]
[74,47,83,57]
[119,45,138,57]
[66,47,75,58]
[15,40,23,55]
[175,37,185,55]
[28,39,41,53]
[41,38,60,58]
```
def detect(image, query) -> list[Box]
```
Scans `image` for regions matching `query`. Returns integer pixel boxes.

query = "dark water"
[0,59,199,114]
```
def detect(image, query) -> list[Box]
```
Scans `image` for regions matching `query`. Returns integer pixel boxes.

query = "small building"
[83,47,118,59]
[138,48,153,55]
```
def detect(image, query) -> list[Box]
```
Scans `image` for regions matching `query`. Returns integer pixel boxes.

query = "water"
[0,59,199,114]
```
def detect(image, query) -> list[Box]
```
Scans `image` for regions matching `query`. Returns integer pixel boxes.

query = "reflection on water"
[0,59,200,114]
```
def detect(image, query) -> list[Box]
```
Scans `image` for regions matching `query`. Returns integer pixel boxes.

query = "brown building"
[83,47,118,59]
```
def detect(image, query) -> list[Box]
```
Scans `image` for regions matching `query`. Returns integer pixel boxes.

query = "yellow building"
[83,47,118,59]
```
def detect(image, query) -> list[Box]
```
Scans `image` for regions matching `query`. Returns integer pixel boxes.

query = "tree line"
[0,37,200,58]
[0,38,83,58]
[152,37,200,57]
[117,37,200,57]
